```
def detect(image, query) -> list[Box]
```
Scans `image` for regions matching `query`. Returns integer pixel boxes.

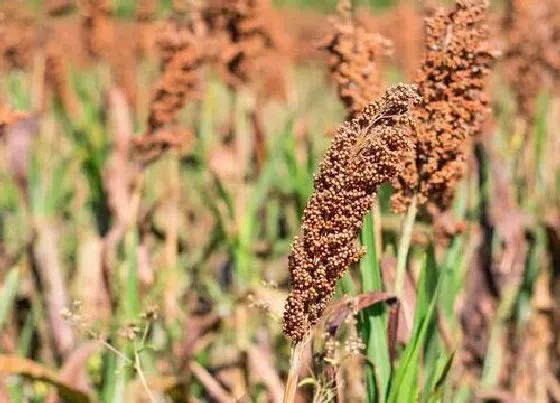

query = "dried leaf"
[0,355,93,403]
[127,376,188,403]
[33,223,75,357]
[325,292,398,337]
[46,341,102,403]
[189,361,235,403]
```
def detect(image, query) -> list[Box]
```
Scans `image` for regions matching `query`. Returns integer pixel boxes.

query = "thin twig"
[140,320,151,347]
[134,340,156,403]
[83,328,131,364]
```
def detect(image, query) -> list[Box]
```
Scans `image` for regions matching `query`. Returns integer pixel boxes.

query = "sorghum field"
[0,0,559,401]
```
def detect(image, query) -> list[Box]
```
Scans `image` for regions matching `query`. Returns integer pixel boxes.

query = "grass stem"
[134,340,156,403]
[395,196,418,332]
[284,341,304,403]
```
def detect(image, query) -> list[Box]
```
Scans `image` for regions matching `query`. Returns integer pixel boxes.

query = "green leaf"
[359,210,391,403]
[0,267,20,331]
[388,249,442,403]
[125,229,140,319]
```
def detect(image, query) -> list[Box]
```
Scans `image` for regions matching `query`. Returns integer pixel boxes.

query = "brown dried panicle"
[134,126,194,166]
[502,0,560,122]
[391,0,495,213]
[322,0,392,118]
[146,19,204,135]
[283,84,419,342]
[203,0,287,91]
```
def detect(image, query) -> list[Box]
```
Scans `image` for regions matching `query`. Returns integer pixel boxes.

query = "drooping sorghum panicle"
[146,19,204,135]
[203,0,286,90]
[283,84,419,342]
[502,0,560,122]
[391,0,495,214]
[134,126,194,165]
[322,0,392,119]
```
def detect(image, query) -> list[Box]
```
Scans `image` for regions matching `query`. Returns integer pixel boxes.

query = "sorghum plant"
[502,0,560,123]
[322,0,391,119]
[392,0,495,214]
[283,84,419,342]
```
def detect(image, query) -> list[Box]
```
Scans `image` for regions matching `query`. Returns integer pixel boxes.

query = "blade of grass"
[387,249,442,403]
[533,90,549,203]
[480,284,519,389]
[418,246,445,402]
[125,228,140,320]
[359,209,391,402]
[395,196,417,332]
[0,267,20,331]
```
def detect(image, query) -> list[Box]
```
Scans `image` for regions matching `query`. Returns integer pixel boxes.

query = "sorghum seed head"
[321,0,392,119]
[391,0,495,214]
[501,0,560,122]
[283,84,419,342]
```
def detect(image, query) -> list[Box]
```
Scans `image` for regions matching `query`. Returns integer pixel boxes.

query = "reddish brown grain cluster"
[502,0,560,122]
[146,20,204,135]
[391,0,495,214]
[283,84,419,342]
[203,0,287,90]
[322,0,391,118]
